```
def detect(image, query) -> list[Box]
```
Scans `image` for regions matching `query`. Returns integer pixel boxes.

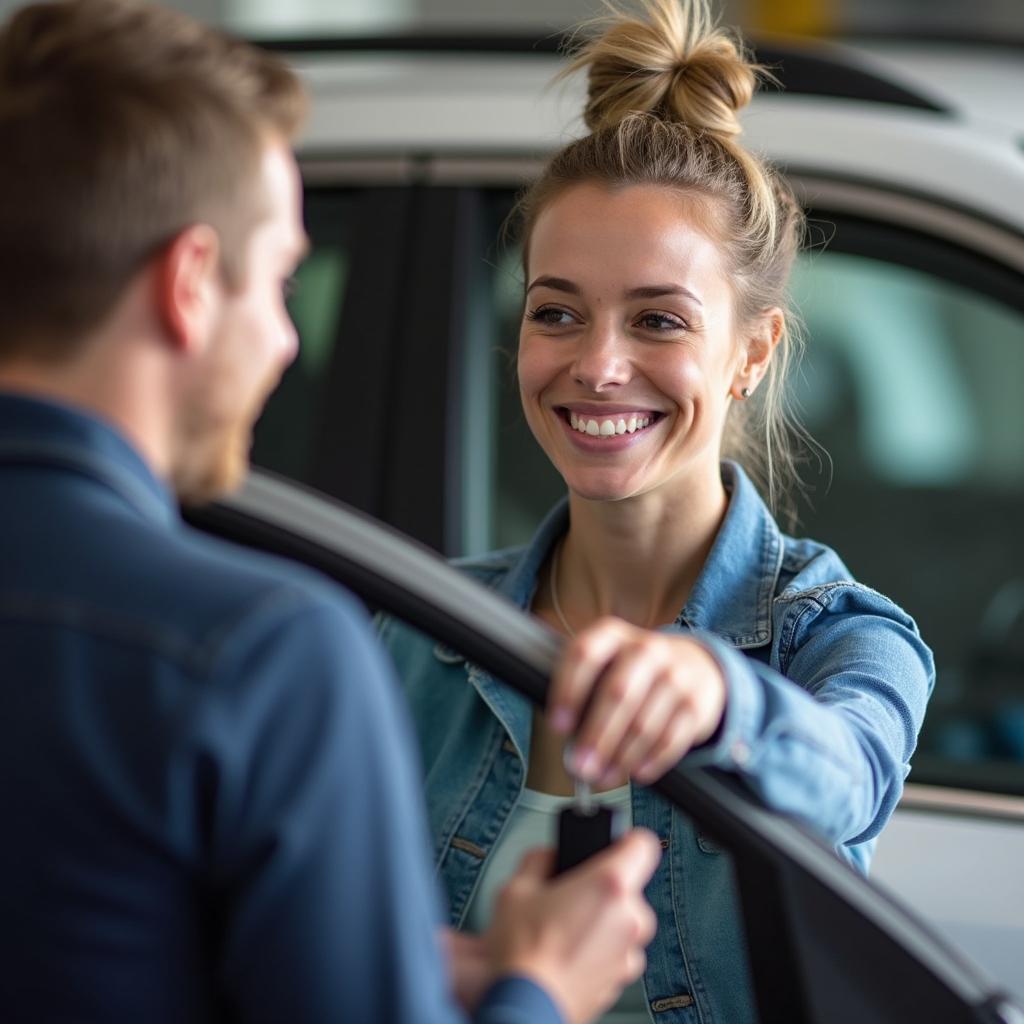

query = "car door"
[186,470,1023,1024]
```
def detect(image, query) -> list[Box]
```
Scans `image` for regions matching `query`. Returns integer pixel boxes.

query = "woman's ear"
[152,223,222,356]
[730,307,784,401]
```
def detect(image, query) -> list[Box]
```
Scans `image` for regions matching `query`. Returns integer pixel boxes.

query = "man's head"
[167,138,308,503]
[0,0,309,501]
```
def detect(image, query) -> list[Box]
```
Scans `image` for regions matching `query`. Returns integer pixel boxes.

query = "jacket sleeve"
[682,582,934,863]
[200,588,562,1024]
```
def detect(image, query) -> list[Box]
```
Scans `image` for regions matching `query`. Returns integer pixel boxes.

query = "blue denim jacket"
[380,461,935,1024]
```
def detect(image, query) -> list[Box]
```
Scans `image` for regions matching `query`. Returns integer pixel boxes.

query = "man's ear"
[153,224,221,355]
[730,307,784,400]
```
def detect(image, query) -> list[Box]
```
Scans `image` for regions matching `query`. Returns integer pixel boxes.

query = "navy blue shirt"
[0,392,560,1024]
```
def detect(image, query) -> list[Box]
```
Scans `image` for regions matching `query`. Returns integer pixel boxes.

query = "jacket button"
[731,739,751,766]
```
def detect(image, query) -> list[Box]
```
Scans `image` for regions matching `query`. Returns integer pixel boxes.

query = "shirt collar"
[495,460,782,649]
[0,391,178,528]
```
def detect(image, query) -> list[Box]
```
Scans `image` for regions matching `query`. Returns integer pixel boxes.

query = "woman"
[380,1,934,1021]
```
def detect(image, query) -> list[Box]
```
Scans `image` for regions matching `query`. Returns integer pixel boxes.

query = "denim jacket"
[380,461,934,1024]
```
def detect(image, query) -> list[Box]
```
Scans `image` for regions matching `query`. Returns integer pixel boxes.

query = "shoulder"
[769,532,933,684]
[170,530,399,755]
[108,516,368,679]
[774,532,918,628]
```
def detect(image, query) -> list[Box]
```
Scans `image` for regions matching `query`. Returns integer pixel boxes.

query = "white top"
[463,784,649,1024]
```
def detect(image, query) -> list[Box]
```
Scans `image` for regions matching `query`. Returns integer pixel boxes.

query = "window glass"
[475,199,1024,793]
[485,197,564,551]
[252,189,354,486]
[788,252,1024,792]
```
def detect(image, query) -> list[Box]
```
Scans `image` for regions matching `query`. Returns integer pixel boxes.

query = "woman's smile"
[556,405,666,453]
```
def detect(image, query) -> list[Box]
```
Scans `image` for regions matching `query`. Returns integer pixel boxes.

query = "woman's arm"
[548,583,934,850]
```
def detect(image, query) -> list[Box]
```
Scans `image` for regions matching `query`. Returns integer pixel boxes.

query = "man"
[0,2,660,1022]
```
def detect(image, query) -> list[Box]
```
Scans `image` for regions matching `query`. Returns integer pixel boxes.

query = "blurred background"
[1,0,1021,39]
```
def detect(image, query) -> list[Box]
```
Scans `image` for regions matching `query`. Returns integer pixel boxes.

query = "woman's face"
[518,182,754,504]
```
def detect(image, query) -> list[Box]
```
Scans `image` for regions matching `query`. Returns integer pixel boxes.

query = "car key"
[554,744,624,876]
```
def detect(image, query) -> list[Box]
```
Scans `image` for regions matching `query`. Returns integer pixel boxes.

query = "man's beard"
[173,371,279,506]
[175,416,252,506]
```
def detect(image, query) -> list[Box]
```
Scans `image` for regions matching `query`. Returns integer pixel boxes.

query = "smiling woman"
[518,182,765,510]
[379,1,935,1022]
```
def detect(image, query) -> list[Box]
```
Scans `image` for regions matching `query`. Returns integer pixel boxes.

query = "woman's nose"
[571,326,631,391]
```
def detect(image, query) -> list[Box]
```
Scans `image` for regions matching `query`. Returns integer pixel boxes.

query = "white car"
[247,31,1024,1001]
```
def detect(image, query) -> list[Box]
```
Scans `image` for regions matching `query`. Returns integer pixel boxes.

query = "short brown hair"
[0,0,307,356]
[513,0,808,522]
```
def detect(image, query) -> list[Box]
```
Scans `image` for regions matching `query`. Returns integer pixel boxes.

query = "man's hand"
[486,829,661,1024]
[440,928,493,1012]
[549,619,728,787]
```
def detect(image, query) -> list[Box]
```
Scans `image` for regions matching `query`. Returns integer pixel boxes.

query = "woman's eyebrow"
[625,284,702,305]
[526,275,579,295]
[526,276,702,307]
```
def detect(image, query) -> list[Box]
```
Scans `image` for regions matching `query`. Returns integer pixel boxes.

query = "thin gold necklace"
[549,537,576,638]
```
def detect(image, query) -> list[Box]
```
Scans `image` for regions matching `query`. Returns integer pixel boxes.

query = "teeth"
[568,412,656,437]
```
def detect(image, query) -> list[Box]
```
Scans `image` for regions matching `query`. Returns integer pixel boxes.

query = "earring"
[740,387,751,399]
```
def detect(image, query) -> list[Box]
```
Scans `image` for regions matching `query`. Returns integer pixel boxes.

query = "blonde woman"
[381,2,933,1021]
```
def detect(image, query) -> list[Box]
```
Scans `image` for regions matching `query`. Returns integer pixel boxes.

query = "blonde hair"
[514,0,808,523]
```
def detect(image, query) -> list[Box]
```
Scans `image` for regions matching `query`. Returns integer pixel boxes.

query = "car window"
[471,193,1024,796]
[788,249,1024,793]
[252,188,355,484]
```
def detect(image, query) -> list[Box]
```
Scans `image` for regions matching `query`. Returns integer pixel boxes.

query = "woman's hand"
[548,618,728,787]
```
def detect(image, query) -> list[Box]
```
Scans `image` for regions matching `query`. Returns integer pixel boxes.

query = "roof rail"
[255,32,948,114]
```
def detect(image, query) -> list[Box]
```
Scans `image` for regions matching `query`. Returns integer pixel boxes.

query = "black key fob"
[554,804,624,876]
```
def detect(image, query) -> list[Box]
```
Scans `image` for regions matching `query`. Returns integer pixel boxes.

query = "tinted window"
[789,249,1024,792]
[253,189,354,485]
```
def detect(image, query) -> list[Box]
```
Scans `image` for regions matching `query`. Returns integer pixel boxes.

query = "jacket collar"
[0,391,177,528]
[679,461,782,649]
[495,460,782,650]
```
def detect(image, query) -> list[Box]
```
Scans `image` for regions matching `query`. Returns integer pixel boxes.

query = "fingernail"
[599,767,620,788]
[574,749,601,781]
[550,707,573,734]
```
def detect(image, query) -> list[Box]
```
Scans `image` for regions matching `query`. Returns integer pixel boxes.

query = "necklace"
[549,538,576,638]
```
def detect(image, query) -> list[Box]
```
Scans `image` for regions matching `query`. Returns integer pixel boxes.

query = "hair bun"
[566,0,758,138]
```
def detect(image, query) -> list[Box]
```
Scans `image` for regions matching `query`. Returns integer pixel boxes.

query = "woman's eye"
[526,306,576,327]
[636,312,685,331]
